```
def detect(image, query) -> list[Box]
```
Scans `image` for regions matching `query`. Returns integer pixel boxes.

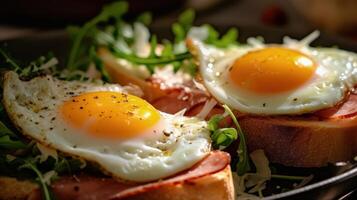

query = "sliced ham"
[314,93,357,120]
[28,151,230,200]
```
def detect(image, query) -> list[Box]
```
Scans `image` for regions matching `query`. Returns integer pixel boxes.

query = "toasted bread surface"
[116,165,234,200]
[0,177,37,200]
[239,116,356,167]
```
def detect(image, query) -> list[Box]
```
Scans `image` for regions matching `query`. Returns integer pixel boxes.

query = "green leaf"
[161,41,173,57]
[110,45,192,66]
[54,157,83,174]
[172,23,186,43]
[0,48,20,71]
[215,28,238,48]
[137,12,152,26]
[171,9,195,43]
[19,160,55,200]
[89,46,110,82]
[204,25,219,44]
[0,121,16,137]
[222,105,249,176]
[208,115,223,132]
[211,128,237,149]
[148,35,158,58]
[66,26,81,40]
[67,1,128,70]
[204,26,238,48]
[0,135,26,149]
[178,9,195,32]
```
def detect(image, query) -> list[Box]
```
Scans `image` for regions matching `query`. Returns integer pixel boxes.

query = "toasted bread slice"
[99,47,357,167]
[0,177,38,200]
[238,114,357,167]
[2,151,234,200]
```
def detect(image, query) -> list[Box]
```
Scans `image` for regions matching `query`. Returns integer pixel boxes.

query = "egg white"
[188,32,357,115]
[2,71,211,182]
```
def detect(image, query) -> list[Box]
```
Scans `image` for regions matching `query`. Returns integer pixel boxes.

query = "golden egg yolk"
[229,47,317,94]
[61,91,161,140]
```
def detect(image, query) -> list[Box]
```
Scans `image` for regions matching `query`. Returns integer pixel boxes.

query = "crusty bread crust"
[117,165,234,200]
[239,116,357,167]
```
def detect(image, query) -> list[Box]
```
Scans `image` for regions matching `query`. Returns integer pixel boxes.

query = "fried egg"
[2,71,211,182]
[188,31,357,115]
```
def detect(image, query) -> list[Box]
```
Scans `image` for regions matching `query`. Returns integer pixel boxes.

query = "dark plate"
[1,26,357,200]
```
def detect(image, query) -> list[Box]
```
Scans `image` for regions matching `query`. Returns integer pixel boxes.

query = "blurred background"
[0,0,356,41]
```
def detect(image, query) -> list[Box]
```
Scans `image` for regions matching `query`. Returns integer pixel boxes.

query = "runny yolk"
[61,91,161,140]
[229,47,317,94]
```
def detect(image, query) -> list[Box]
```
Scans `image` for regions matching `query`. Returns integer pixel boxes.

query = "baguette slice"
[1,151,233,200]
[99,47,357,167]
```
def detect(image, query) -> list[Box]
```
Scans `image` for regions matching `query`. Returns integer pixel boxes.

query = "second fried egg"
[188,31,357,115]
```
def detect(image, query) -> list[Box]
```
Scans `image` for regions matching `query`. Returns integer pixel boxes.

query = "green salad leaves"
[66,1,240,77]
[67,1,128,70]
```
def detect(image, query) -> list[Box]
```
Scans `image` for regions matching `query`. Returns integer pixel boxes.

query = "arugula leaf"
[110,45,192,65]
[211,128,237,149]
[0,121,17,137]
[136,12,152,26]
[0,48,20,71]
[172,9,195,43]
[204,26,238,48]
[222,105,249,176]
[89,46,110,82]
[161,41,173,57]
[20,160,55,200]
[67,1,128,70]
[149,35,158,58]
[178,9,195,32]
[172,23,186,43]
[204,24,219,44]
[0,135,26,149]
[214,28,238,48]
[207,105,249,175]
[54,157,83,174]
[0,120,26,149]
[208,115,223,132]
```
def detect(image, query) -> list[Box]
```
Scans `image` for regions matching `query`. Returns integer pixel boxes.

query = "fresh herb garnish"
[19,159,54,200]
[208,115,237,149]
[222,105,249,176]
[0,135,27,150]
[109,45,192,65]
[136,12,152,26]
[172,9,195,43]
[208,105,249,176]
[204,25,239,48]
[67,1,128,70]
[0,48,21,70]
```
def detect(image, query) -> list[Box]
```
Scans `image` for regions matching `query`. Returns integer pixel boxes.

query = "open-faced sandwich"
[1,1,357,200]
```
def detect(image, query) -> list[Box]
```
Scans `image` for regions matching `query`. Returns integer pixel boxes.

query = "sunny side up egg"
[2,71,211,182]
[188,31,357,115]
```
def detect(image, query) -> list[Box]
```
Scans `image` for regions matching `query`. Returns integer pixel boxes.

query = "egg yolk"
[61,91,160,140]
[229,47,316,94]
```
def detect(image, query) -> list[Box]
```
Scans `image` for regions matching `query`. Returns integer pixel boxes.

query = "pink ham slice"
[28,151,230,200]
